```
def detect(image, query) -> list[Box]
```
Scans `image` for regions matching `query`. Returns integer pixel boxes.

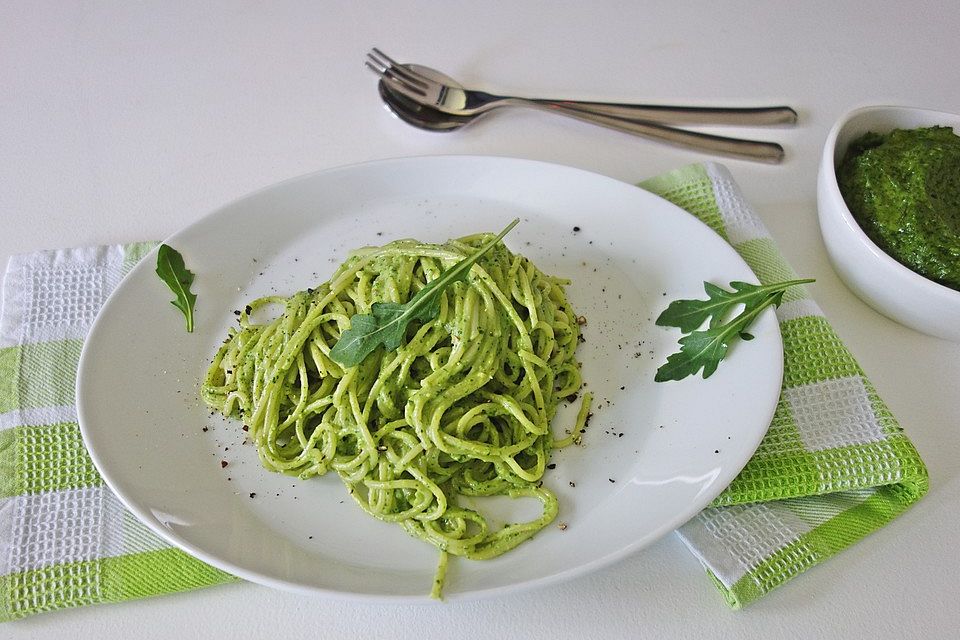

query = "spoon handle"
[537,105,785,163]
[531,101,797,127]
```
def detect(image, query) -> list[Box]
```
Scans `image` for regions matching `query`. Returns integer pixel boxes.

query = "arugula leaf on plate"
[155,244,198,333]
[655,278,813,382]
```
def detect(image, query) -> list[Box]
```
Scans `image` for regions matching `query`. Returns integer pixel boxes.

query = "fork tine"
[383,69,428,98]
[365,60,428,100]
[385,63,431,91]
[365,54,428,97]
[364,60,386,77]
[368,48,429,90]
[369,47,399,66]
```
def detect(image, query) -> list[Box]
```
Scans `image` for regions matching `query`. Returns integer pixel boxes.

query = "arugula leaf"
[329,218,519,367]
[654,278,813,382]
[657,279,812,332]
[155,244,198,333]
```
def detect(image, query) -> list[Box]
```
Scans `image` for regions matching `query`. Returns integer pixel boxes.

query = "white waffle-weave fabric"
[0,244,232,621]
[641,164,927,607]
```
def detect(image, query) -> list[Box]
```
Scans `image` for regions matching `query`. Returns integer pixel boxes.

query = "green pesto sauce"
[837,126,960,291]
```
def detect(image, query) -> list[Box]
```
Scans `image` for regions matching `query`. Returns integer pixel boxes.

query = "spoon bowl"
[377,65,475,131]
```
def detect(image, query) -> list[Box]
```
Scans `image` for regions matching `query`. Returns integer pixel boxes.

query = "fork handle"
[539,105,785,163]
[531,100,797,126]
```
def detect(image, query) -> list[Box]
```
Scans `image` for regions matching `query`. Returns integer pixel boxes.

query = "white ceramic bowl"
[817,105,960,341]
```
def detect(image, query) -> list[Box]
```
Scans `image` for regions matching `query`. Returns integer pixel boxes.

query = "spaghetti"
[201,228,589,597]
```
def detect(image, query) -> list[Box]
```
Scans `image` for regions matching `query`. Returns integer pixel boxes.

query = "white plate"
[77,156,782,601]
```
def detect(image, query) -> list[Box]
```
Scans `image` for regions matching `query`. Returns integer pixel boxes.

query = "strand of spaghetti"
[553,391,593,449]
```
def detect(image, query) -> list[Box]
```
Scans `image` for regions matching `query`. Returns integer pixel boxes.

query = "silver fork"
[365,48,794,163]
[366,48,796,125]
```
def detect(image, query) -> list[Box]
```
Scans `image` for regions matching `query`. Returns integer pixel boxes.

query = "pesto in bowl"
[837,126,960,292]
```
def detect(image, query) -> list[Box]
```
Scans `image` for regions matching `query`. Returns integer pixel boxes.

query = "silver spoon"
[376,65,786,163]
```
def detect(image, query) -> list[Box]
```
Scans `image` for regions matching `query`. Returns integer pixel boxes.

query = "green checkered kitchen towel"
[0,162,927,620]
[0,244,236,622]
[643,163,927,608]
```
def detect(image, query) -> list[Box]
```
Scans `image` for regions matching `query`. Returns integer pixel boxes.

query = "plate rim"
[77,154,783,601]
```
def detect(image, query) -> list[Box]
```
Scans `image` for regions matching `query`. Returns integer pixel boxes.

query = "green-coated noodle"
[201,230,589,597]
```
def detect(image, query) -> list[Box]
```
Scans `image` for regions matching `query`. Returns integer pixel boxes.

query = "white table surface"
[2,1,958,638]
